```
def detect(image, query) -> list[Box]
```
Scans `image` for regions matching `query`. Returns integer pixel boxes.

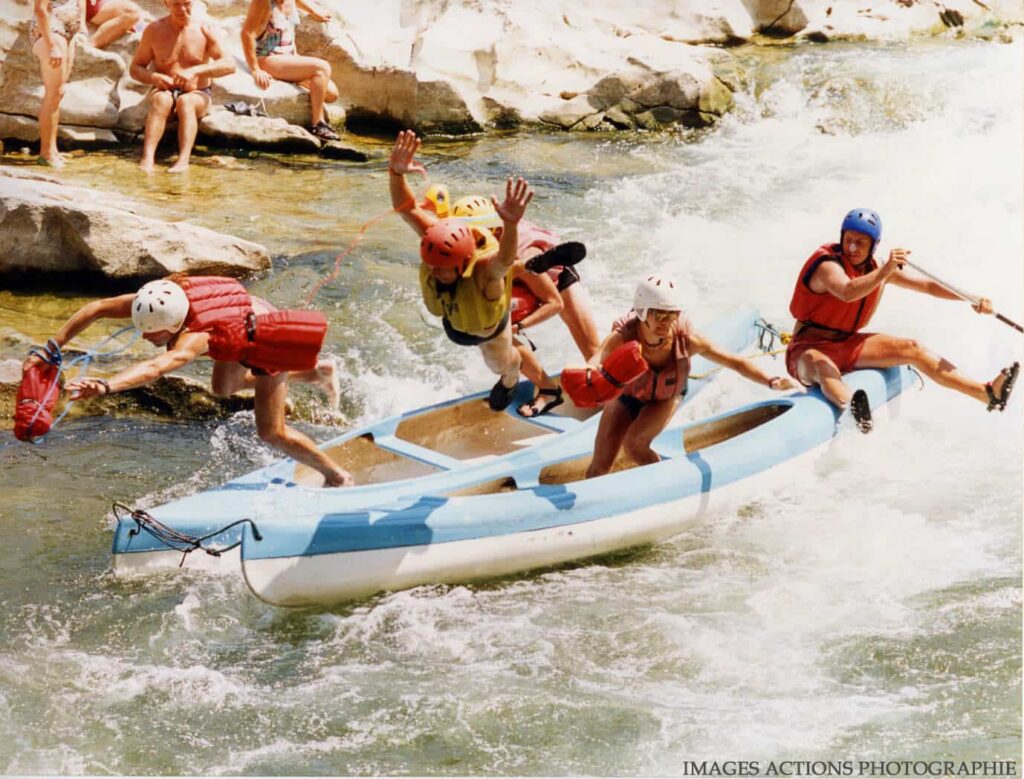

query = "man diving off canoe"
[785,208,1019,432]
[27,276,353,486]
[387,130,536,412]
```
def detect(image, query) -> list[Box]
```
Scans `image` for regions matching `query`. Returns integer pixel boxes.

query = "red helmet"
[420,220,476,274]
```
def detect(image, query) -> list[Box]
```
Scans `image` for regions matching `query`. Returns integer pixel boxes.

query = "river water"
[0,39,1020,774]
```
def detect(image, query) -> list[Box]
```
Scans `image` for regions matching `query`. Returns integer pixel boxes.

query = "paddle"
[904,259,1023,334]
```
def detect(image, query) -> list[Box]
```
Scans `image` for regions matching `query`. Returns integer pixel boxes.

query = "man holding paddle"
[785,208,1019,432]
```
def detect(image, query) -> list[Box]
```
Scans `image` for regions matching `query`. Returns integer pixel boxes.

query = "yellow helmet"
[452,194,494,218]
[461,226,500,277]
[421,184,450,218]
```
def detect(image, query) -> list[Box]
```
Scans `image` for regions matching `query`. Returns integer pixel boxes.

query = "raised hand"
[389,130,427,176]
[492,177,533,226]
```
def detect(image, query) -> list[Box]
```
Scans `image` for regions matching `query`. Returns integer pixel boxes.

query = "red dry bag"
[560,341,649,408]
[14,346,63,442]
[510,282,539,325]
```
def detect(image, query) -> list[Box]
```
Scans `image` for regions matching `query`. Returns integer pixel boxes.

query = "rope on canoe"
[689,318,790,381]
[113,502,263,568]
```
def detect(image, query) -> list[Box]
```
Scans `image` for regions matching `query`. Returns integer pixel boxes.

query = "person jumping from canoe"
[785,208,1019,433]
[418,185,600,416]
[388,130,535,412]
[29,275,353,487]
[581,275,797,478]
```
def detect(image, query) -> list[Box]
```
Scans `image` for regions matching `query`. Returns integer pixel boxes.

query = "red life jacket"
[560,341,650,408]
[789,243,883,336]
[510,282,539,325]
[181,276,253,362]
[180,277,327,371]
[612,312,691,402]
[243,310,328,372]
[13,354,61,441]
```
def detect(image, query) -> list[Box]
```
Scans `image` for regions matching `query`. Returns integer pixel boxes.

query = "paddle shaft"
[903,259,1023,334]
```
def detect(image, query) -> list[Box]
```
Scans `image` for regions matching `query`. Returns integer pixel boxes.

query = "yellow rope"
[688,347,788,381]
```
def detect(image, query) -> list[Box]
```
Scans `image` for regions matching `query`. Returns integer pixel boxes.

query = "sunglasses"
[648,309,680,322]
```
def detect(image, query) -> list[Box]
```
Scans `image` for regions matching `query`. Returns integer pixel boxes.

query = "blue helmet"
[840,208,882,256]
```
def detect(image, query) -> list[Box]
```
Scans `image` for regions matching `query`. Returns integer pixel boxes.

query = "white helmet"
[633,274,683,318]
[131,280,189,333]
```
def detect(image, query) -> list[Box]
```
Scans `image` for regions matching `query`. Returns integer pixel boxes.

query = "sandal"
[310,121,340,142]
[517,387,564,418]
[524,242,587,274]
[985,361,1019,412]
[850,388,872,434]
[488,378,517,411]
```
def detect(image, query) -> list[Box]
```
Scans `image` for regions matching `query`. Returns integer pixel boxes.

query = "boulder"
[198,107,322,152]
[0,165,270,282]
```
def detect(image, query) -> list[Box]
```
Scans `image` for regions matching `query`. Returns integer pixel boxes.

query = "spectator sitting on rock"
[86,0,142,49]
[30,0,83,167]
[241,0,340,141]
[129,0,234,174]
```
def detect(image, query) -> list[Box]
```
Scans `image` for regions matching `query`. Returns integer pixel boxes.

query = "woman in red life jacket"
[586,275,796,479]
[786,208,1018,433]
[34,276,353,487]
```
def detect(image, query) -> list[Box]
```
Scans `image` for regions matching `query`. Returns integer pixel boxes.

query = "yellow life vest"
[419,263,513,336]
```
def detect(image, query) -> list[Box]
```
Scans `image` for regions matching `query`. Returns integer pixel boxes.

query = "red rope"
[299,173,428,309]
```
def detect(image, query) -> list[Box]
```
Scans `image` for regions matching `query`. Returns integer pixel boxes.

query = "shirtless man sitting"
[129,0,234,173]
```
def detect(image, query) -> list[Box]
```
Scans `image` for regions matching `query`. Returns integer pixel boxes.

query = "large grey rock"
[198,107,322,151]
[0,165,270,281]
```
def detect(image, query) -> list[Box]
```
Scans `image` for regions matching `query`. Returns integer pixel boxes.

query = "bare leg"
[259,54,336,126]
[586,398,634,478]
[559,284,602,361]
[796,349,852,408]
[139,89,173,173]
[288,358,341,411]
[515,342,561,416]
[210,361,251,396]
[254,372,353,487]
[32,35,71,167]
[478,322,521,388]
[853,333,994,404]
[621,396,679,466]
[168,90,211,173]
[88,0,142,48]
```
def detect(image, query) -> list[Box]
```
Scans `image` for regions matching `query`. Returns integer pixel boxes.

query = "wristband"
[767,376,781,389]
[95,378,111,395]
[387,166,403,176]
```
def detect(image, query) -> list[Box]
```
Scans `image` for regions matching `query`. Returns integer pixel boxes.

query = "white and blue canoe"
[237,365,917,606]
[111,306,765,577]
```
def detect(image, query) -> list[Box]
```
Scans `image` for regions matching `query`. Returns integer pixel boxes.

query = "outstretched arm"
[388,130,435,236]
[689,330,797,390]
[66,332,209,399]
[296,0,330,22]
[886,269,993,314]
[486,177,533,280]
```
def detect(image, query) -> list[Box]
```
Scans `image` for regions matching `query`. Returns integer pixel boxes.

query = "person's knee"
[150,91,173,113]
[897,338,925,359]
[622,433,653,462]
[256,421,287,446]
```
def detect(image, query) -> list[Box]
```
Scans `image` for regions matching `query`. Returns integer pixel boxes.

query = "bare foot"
[38,153,65,168]
[316,358,341,412]
[139,159,156,175]
[167,159,190,174]
[324,469,355,488]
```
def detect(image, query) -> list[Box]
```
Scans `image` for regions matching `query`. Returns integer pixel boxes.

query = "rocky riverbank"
[1,0,1020,148]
